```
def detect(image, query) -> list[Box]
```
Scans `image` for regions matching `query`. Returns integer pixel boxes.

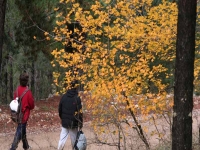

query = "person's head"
[19,72,29,87]
[70,80,79,89]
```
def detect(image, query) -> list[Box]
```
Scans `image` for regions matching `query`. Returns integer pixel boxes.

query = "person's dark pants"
[10,123,29,150]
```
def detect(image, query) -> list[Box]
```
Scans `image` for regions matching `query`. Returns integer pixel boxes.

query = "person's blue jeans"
[10,123,30,150]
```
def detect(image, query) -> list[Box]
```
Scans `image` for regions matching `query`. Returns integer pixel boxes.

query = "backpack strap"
[19,88,29,100]
[17,87,29,123]
[18,87,29,108]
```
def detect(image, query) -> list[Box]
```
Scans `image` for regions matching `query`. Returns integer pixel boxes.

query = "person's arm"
[77,97,83,128]
[28,90,35,110]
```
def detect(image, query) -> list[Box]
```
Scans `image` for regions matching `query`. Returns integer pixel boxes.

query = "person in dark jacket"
[10,72,35,150]
[58,80,83,150]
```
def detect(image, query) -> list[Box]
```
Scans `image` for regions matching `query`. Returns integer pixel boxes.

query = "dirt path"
[1,96,200,150]
[0,122,117,150]
[1,112,200,150]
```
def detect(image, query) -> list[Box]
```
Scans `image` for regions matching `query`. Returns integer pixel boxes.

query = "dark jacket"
[58,88,83,128]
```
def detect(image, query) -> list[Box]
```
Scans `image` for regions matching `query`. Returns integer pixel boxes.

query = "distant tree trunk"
[31,60,35,98]
[0,0,7,76]
[4,59,8,103]
[172,1,197,150]
[9,59,13,100]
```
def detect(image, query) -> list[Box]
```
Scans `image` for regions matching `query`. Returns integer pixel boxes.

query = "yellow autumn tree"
[194,5,200,96]
[50,0,179,148]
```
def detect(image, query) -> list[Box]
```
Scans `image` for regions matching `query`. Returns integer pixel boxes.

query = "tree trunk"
[31,60,35,97]
[4,59,7,103]
[9,59,13,100]
[172,1,197,150]
[0,0,7,76]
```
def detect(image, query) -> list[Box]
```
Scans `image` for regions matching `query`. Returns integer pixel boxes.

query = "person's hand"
[79,123,83,129]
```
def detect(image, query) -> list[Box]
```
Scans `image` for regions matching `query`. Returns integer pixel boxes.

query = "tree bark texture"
[0,0,6,76]
[172,1,197,150]
[9,59,13,100]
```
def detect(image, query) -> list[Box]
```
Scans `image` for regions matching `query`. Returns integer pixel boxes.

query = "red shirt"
[14,86,35,123]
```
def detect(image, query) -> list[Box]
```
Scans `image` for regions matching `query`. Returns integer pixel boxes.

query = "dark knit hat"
[70,80,79,88]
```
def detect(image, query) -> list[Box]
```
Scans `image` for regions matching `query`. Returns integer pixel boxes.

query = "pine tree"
[172,0,197,149]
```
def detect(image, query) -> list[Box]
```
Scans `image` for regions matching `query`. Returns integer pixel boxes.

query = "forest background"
[0,0,200,150]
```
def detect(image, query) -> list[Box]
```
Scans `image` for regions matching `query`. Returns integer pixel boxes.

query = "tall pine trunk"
[31,60,35,98]
[9,59,13,100]
[0,0,7,76]
[172,1,197,150]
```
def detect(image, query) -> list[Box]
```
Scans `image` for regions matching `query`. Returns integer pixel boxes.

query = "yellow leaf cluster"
[50,0,191,137]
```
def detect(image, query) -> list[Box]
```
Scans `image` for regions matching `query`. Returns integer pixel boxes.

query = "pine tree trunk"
[0,0,7,76]
[9,59,13,100]
[4,59,8,103]
[31,60,35,98]
[172,1,197,150]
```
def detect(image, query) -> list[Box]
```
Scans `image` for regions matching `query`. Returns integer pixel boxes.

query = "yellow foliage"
[49,0,194,138]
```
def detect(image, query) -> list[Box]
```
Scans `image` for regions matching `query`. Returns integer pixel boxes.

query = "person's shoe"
[24,146,31,150]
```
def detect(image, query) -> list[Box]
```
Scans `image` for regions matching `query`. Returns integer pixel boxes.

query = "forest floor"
[0,95,62,135]
[0,95,200,150]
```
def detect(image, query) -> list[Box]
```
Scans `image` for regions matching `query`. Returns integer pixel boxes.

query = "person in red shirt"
[10,72,34,150]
